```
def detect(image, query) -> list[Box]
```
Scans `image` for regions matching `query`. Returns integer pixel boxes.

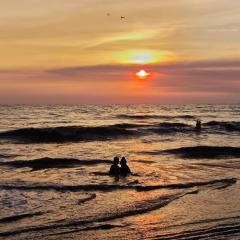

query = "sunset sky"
[0,0,240,104]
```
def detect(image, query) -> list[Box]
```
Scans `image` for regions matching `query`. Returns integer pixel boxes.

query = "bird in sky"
[106,13,126,20]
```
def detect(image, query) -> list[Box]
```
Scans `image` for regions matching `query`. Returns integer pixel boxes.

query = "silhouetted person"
[109,156,120,176]
[120,157,131,176]
[196,120,202,131]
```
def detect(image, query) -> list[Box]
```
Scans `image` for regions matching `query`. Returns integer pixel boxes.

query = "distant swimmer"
[120,157,132,176]
[195,119,202,131]
[109,156,120,176]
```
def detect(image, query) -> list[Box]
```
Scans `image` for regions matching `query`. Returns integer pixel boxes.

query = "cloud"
[0,58,240,103]
[48,58,240,76]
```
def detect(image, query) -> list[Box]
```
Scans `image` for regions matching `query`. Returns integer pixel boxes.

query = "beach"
[0,104,239,239]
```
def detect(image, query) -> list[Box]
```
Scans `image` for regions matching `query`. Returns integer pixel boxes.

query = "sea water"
[0,104,239,239]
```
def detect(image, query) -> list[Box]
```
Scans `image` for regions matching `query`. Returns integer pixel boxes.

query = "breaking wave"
[117,114,196,120]
[0,157,110,171]
[150,121,240,134]
[0,124,139,143]
[1,121,240,144]
[161,146,240,159]
[0,153,13,159]
[204,121,240,132]
[0,211,44,224]
[151,122,193,134]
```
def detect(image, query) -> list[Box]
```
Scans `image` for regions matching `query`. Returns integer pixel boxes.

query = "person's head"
[113,156,119,165]
[120,157,127,166]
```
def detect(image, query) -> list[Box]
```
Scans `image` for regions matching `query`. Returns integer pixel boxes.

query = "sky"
[0,0,240,104]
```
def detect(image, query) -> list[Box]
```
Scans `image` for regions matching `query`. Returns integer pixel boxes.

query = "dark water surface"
[0,104,239,239]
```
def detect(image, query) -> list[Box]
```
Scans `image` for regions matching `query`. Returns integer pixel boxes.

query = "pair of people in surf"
[109,156,132,177]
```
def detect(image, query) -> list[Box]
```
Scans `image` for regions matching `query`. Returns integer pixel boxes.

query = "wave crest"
[204,121,240,132]
[0,125,138,143]
[0,157,110,171]
[117,114,195,120]
[162,146,240,159]
[150,122,192,134]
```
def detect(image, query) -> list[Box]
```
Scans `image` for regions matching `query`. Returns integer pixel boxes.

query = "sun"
[136,69,150,79]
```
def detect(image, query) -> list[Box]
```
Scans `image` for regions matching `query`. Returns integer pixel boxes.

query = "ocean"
[0,104,239,239]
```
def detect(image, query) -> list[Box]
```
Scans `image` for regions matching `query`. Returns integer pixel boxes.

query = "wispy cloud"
[83,29,160,50]
[46,59,240,98]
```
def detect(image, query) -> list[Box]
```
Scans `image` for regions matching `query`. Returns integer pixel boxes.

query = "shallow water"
[0,104,239,239]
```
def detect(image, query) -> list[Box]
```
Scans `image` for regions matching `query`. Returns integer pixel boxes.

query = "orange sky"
[0,0,240,103]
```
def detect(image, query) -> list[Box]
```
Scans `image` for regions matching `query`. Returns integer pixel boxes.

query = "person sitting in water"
[195,119,202,131]
[120,157,132,176]
[109,156,120,176]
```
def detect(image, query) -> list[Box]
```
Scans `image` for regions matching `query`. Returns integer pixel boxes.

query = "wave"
[132,159,156,164]
[117,114,196,120]
[111,123,146,128]
[52,224,125,236]
[0,178,237,237]
[160,146,240,159]
[0,153,13,159]
[204,121,240,132]
[91,171,109,176]
[196,162,240,170]
[2,195,239,238]
[0,211,44,223]
[149,121,240,134]
[151,122,193,134]
[150,121,240,134]
[77,193,96,205]
[135,178,237,191]
[0,178,236,192]
[1,121,239,144]
[0,124,139,143]
[0,192,185,237]
[0,157,110,171]
[153,219,240,239]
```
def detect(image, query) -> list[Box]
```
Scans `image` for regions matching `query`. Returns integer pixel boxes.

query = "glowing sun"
[136,69,150,79]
